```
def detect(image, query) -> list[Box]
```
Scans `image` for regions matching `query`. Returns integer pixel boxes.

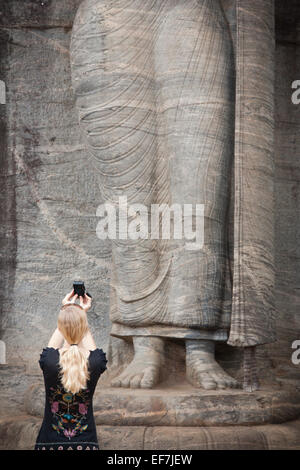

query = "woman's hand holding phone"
[62,290,78,306]
[79,293,92,312]
[61,290,91,312]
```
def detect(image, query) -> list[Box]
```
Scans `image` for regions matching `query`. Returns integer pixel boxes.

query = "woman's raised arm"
[78,294,97,350]
[48,328,65,348]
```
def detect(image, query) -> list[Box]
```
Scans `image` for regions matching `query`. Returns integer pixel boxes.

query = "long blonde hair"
[57,304,90,394]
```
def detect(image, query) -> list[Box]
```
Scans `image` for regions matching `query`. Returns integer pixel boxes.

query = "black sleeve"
[96,348,108,374]
[39,348,49,371]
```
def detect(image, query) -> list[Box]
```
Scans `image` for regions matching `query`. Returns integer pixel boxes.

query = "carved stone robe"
[71,0,276,350]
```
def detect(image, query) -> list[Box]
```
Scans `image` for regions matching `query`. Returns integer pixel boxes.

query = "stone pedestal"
[25,381,300,427]
[94,387,300,427]
[1,415,300,450]
[10,381,300,450]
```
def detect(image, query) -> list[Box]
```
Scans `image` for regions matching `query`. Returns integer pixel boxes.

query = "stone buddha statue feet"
[111,336,239,390]
[111,336,164,389]
[185,339,240,390]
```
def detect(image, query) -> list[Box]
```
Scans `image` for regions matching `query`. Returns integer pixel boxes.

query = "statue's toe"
[211,371,236,389]
[243,382,259,392]
[129,373,143,388]
[111,370,130,388]
[211,373,227,390]
[140,366,159,389]
[111,376,122,387]
[187,362,240,391]
[110,364,160,389]
[198,372,217,390]
[187,370,217,390]
[229,378,240,389]
[120,374,132,388]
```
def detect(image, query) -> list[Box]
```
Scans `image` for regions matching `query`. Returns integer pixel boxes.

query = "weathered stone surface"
[94,387,300,427]
[138,421,300,450]
[0,0,293,390]
[0,365,42,418]
[0,341,6,364]
[25,380,300,426]
[0,415,41,451]
[69,0,277,394]
[0,0,82,28]
[71,0,237,344]
[0,0,299,451]
[266,0,300,391]
[0,0,112,372]
[1,415,300,450]
[230,0,276,348]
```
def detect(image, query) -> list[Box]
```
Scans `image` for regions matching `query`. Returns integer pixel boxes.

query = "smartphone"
[73,281,92,299]
[73,281,85,297]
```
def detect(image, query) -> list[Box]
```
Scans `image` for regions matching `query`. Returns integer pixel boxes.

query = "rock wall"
[0,0,112,373]
[0,0,299,414]
[267,0,300,388]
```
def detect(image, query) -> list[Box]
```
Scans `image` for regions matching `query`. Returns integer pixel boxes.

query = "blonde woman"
[34,291,107,450]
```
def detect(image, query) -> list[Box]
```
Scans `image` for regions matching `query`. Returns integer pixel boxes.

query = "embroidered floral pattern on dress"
[49,385,90,440]
[35,347,107,450]
[36,444,98,450]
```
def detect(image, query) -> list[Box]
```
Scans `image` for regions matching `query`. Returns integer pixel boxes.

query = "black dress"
[35,347,107,450]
